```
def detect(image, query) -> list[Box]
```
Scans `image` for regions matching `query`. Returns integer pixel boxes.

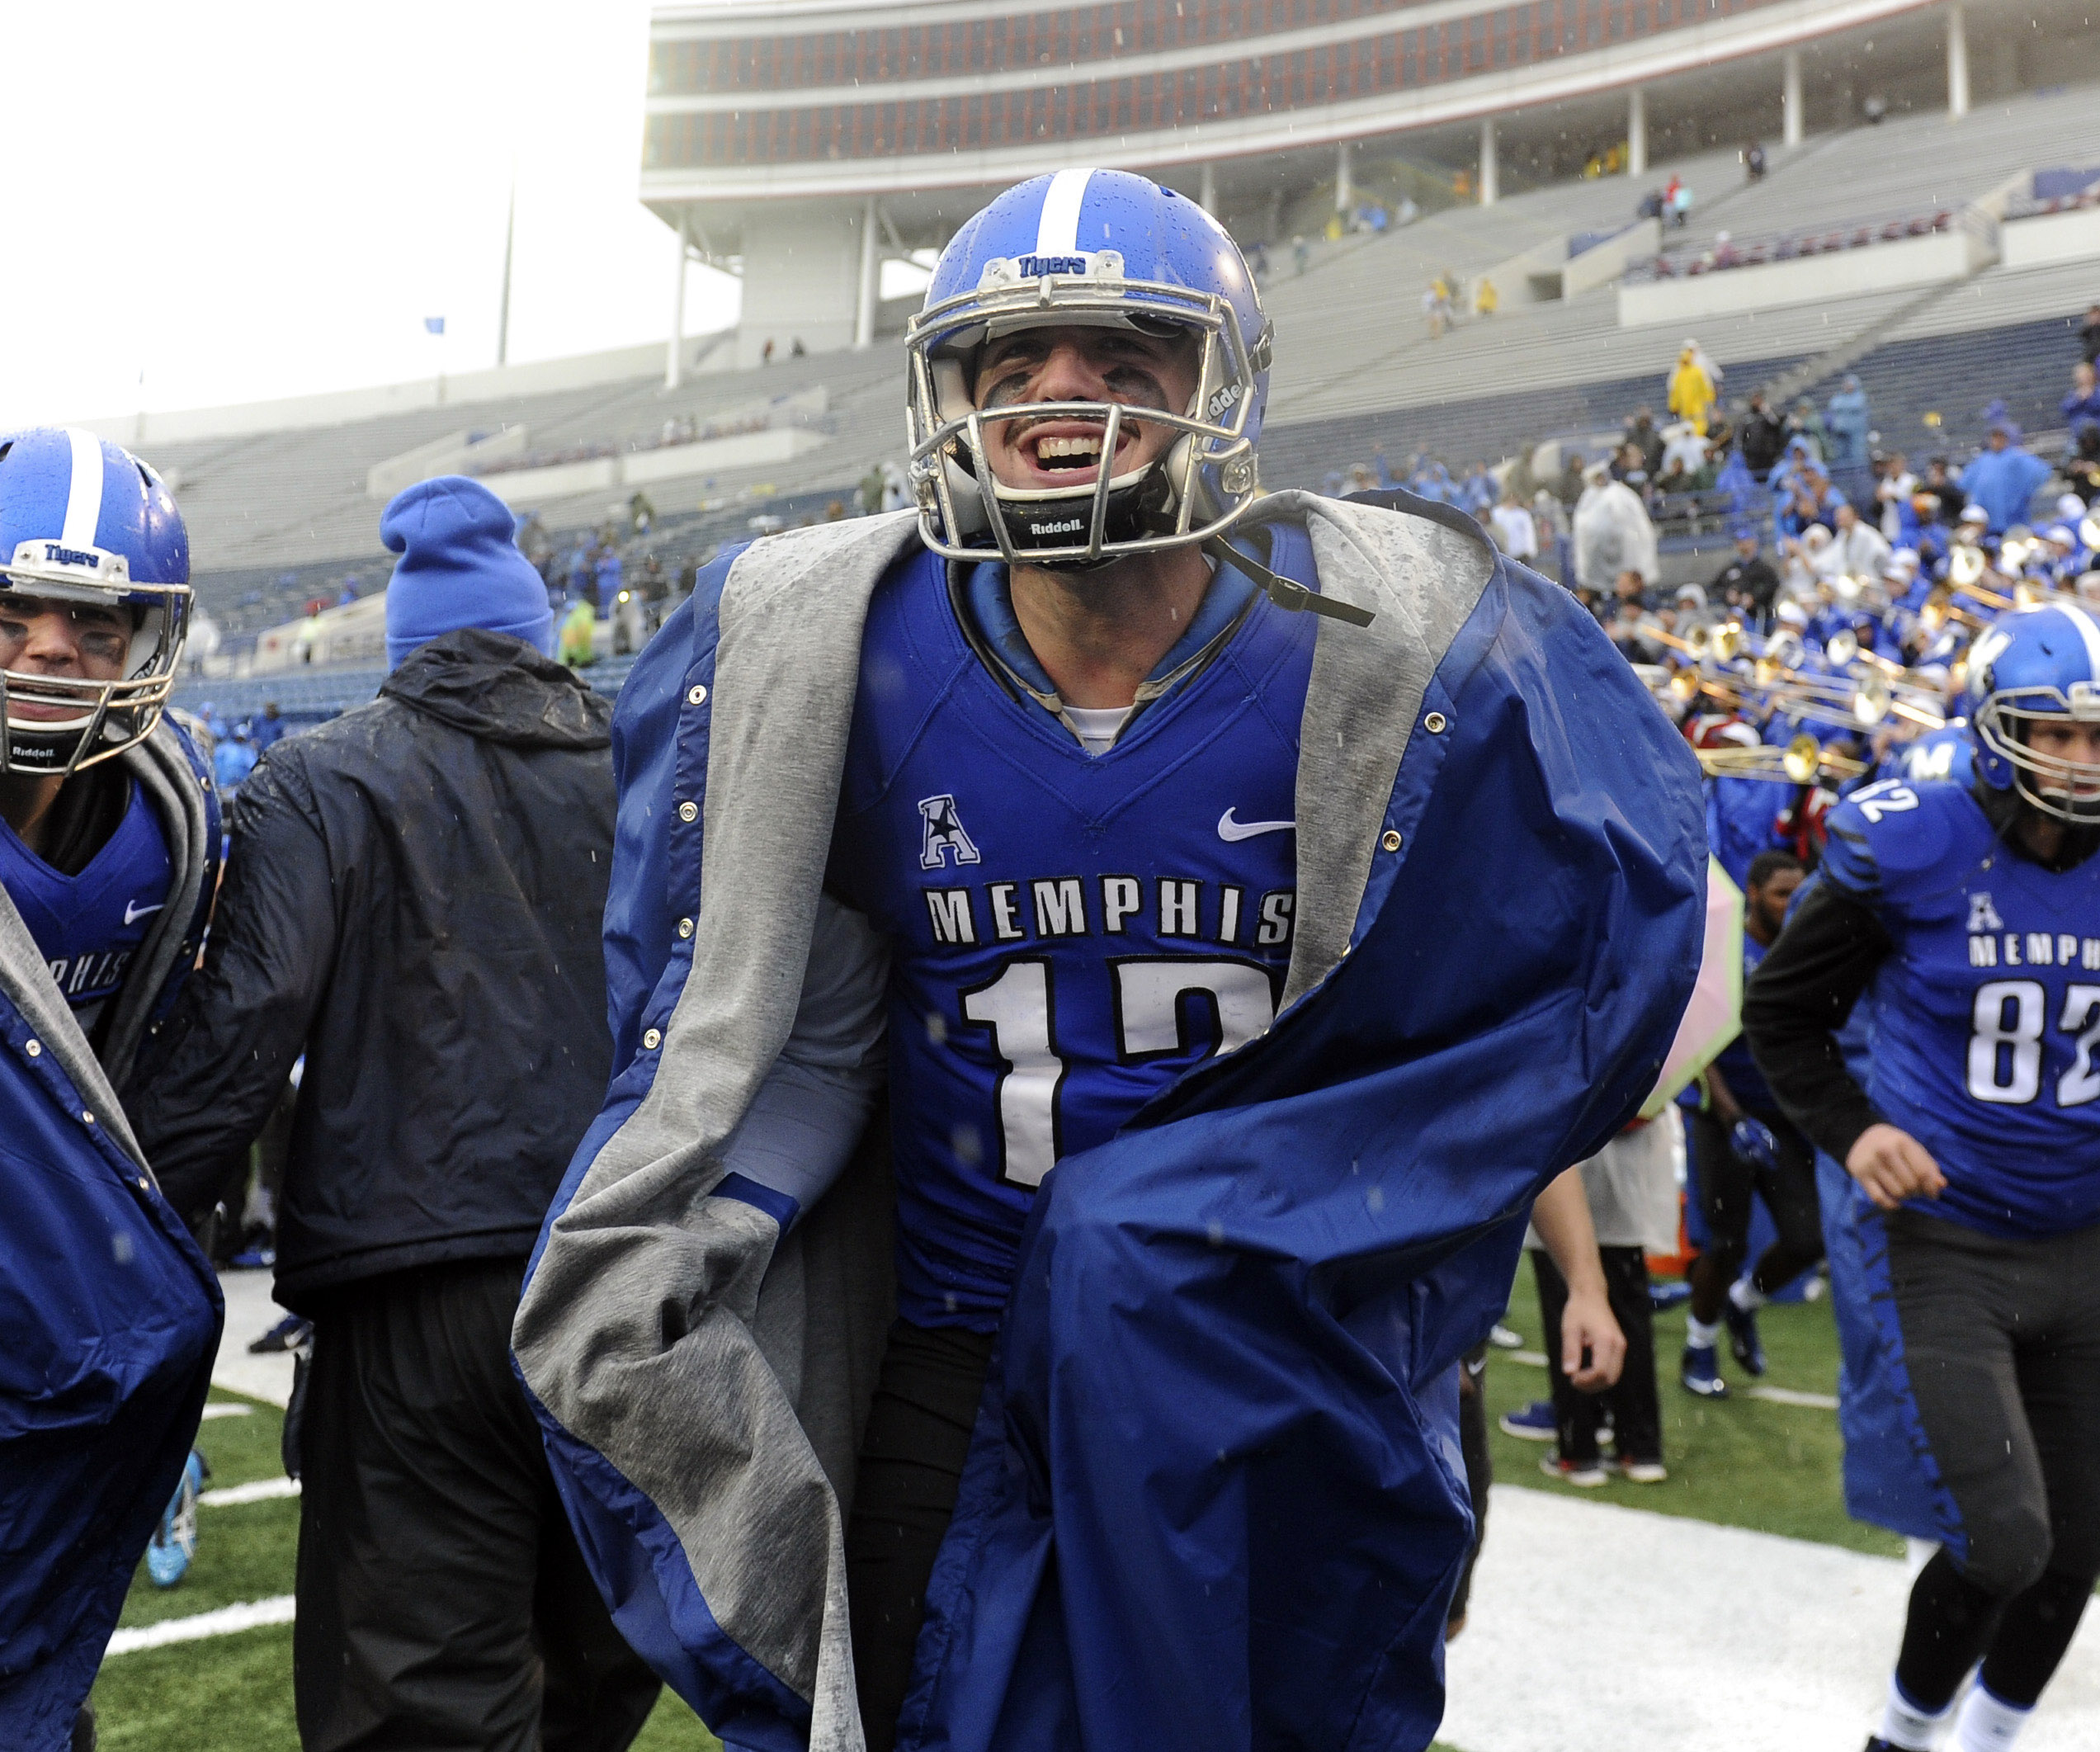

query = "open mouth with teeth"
[1006,417,1143,489]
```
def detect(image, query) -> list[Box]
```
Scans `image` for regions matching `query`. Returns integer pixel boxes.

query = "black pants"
[1882,1211,2100,1711]
[294,1259,660,1752]
[1446,1344,1492,1629]
[1686,1104,1823,1321]
[844,1320,997,1752]
[1531,1246,1661,1466]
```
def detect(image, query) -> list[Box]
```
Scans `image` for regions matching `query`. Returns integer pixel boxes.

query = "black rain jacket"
[127,629,617,1312]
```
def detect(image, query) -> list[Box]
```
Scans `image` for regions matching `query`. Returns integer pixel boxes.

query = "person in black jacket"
[1739,391,1788,480]
[128,477,658,1752]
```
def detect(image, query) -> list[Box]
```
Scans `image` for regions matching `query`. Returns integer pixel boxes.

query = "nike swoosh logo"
[1217,808,1295,843]
[124,900,164,925]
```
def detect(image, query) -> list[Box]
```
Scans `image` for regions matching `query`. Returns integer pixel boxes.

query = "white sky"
[2,1,753,426]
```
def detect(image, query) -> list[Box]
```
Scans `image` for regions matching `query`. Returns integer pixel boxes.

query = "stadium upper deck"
[639,0,2088,366]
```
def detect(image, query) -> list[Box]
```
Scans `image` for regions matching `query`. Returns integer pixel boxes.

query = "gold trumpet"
[1695,732,1869,784]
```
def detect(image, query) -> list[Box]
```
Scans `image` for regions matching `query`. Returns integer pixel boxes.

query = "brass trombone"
[1695,731,1869,784]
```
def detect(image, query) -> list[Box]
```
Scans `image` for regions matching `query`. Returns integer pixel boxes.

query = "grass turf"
[97,1277,1890,1746]
[1484,1260,1904,1560]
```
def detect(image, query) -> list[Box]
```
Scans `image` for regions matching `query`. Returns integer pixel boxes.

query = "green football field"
[91,1271,1873,1750]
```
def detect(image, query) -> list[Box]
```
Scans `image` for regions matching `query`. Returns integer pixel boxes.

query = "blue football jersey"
[1820,778,2100,1236]
[1886,721,1975,791]
[0,776,174,1032]
[828,537,1319,1328]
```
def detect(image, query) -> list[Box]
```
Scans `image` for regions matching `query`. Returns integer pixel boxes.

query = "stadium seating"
[148,73,2100,673]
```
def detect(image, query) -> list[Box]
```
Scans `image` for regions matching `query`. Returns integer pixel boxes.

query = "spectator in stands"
[1490,486,1538,563]
[1786,397,1829,460]
[1960,419,2055,534]
[1626,408,1665,477]
[1745,140,1768,182]
[1824,375,1871,470]
[1875,451,1919,541]
[559,597,597,668]
[628,491,655,536]
[1823,499,1893,581]
[251,702,286,754]
[214,726,257,794]
[1291,234,1308,276]
[2080,302,2100,367]
[858,463,886,517]
[1475,276,1499,316]
[2062,361,2100,445]
[566,541,592,606]
[593,545,622,614]
[1923,455,1968,524]
[1668,345,1715,435]
[1711,525,1781,620]
[1458,463,1498,518]
[761,338,775,366]
[1739,392,1788,479]
[1576,463,1660,594]
[1556,452,1588,509]
[131,475,658,1751]
[1660,420,1709,480]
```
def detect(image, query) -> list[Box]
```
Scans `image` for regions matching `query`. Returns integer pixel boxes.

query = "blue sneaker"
[1680,1344,1730,1399]
[1498,1400,1557,1441]
[1724,1299,1767,1377]
[145,1450,207,1589]
[1648,1279,1692,1311]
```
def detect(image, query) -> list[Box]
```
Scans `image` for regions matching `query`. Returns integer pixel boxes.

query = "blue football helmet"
[1966,603,2100,823]
[904,168,1272,568]
[0,428,191,775]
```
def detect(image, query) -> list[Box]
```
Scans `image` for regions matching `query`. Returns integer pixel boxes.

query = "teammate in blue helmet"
[1746,603,2100,1752]
[514,169,1703,1752]
[0,429,221,1746]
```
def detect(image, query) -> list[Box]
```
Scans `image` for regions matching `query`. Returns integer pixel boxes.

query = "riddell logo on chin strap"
[1030,517,1086,536]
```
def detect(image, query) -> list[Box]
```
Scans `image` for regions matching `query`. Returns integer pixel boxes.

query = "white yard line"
[104,1596,295,1656]
[199,1477,300,1509]
[1444,1487,2100,1752]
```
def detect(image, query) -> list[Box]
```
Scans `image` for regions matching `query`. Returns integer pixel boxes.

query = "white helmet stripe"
[60,428,104,550]
[1035,168,1092,257]
[2057,601,2100,684]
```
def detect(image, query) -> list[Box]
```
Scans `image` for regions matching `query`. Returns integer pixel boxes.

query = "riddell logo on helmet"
[1030,517,1087,536]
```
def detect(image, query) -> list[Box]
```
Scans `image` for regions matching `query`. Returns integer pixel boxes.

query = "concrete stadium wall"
[2000,205,2100,269]
[1617,229,1984,328]
[477,424,830,506]
[1564,220,1662,299]
[81,333,734,449]
[734,203,867,371]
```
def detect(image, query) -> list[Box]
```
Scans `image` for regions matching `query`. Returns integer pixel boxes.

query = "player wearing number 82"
[1745,603,2100,1752]
[514,169,1706,1752]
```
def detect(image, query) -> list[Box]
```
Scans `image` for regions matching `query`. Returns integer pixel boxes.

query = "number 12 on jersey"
[960,956,1279,1187]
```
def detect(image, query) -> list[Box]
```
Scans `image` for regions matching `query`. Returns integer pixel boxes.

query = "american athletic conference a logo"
[918,794,980,870]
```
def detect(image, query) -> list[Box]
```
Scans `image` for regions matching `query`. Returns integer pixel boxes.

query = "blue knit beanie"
[380,475,554,668]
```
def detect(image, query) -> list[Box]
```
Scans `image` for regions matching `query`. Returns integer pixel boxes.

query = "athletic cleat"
[1680,1343,1730,1398]
[1724,1299,1767,1377]
[1618,1457,1668,1484]
[1488,1322,1524,1349]
[1498,1400,1557,1441]
[248,1313,312,1354]
[1539,1452,1608,1488]
[1648,1279,1692,1311]
[145,1450,208,1589]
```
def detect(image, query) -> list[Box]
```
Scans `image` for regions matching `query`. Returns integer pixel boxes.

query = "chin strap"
[1204,538,1376,629]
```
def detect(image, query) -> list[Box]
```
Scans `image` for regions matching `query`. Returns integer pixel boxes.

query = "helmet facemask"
[1975,684,2100,824]
[0,563,191,777]
[905,256,1267,570]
